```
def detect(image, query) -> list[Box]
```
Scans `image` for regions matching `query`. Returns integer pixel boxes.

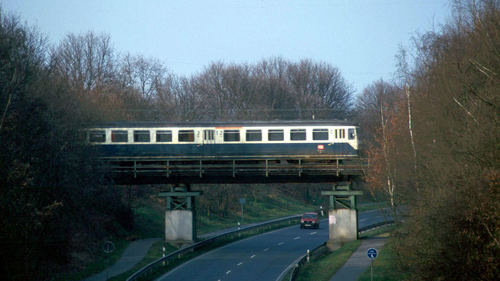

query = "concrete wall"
[165,210,194,243]
[327,208,358,250]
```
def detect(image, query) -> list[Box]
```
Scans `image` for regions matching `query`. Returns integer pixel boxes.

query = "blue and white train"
[87,120,359,159]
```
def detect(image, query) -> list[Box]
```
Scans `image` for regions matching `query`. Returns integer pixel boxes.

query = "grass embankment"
[51,240,130,281]
[295,240,362,281]
[293,224,398,281]
[197,193,316,235]
[108,240,177,281]
[357,239,408,281]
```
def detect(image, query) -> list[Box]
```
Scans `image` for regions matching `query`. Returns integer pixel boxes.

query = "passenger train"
[87,120,359,159]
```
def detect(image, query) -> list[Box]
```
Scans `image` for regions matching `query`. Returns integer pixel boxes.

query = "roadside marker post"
[163,246,166,266]
[367,248,378,281]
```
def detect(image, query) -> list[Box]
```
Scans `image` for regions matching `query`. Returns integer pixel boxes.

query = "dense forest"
[0,0,498,280]
[356,1,499,280]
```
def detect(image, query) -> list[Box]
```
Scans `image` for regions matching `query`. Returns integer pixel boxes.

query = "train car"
[87,120,359,159]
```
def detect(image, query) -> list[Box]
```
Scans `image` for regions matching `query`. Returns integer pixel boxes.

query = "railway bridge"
[90,120,368,247]
[101,155,367,248]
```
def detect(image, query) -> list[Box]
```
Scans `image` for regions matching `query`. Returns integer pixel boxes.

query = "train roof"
[88,120,357,128]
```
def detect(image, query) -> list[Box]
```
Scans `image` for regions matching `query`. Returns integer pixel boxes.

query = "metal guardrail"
[358,220,395,234]
[126,215,301,281]
[275,242,327,281]
[276,220,395,281]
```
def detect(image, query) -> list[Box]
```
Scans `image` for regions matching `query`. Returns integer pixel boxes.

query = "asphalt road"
[156,209,391,281]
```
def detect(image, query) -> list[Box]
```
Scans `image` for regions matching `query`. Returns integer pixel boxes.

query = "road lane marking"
[309,231,317,235]
[250,254,256,259]
[293,236,301,240]
[237,262,243,266]
[278,242,285,246]
[263,248,269,252]
[226,270,231,275]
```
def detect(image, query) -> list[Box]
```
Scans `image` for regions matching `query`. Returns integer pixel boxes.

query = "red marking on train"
[317,144,324,150]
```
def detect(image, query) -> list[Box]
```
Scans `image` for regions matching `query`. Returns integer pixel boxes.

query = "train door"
[202,129,215,156]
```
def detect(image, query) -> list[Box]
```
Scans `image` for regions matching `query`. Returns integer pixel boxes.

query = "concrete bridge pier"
[158,184,201,246]
[321,182,363,251]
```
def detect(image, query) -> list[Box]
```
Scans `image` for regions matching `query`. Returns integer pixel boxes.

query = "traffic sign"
[367,248,378,259]
[103,240,115,254]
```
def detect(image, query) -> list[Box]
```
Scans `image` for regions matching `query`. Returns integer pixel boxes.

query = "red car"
[300,212,319,229]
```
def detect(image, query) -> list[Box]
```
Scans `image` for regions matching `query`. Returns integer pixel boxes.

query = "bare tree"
[51,32,115,92]
[357,80,401,211]
[396,47,419,191]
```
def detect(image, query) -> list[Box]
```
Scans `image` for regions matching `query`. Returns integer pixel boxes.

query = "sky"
[3,0,451,94]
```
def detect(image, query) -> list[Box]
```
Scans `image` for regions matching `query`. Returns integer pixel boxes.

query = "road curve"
[155,209,390,281]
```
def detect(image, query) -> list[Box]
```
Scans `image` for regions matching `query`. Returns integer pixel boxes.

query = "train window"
[134,130,150,142]
[111,130,128,142]
[156,130,172,142]
[348,128,355,140]
[224,130,240,142]
[341,129,345,138]
[89,130,106,142]
[178,130,195,142]
[313,129,329,140]
[290,129,306,141]
[268,129,284,141]
[246,130,262,141]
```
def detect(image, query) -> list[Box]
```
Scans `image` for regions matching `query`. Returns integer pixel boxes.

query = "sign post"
[367,248,378,281]
[103,240,115,280]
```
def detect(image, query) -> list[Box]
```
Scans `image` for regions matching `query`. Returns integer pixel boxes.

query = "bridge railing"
[126,215,301,281]
[102,157,368,184]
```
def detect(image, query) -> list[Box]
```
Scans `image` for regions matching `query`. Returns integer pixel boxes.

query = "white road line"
[293,236,301,240]
[278,242,285,246]
[226,270,231,275]
[250,254,256,259]
[309,231,317,235]
[263,248,269,251]
[237,262,243,266]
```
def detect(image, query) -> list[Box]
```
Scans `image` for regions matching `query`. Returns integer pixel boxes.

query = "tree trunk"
[405,86,418,192]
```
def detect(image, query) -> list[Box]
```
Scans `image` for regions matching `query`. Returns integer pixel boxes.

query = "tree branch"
[0,93,12,131]
[453,97,480,124]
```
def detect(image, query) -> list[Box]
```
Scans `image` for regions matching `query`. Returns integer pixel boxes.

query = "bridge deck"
[101,156,368,184]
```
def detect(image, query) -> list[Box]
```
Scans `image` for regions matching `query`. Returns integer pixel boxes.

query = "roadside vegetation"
[294,240,361,281]
[291,225,395,281]
[358,240,408,281]
[355,1,499,280]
